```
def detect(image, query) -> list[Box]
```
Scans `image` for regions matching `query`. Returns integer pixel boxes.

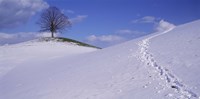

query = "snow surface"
[0,20,200,99]
[0,40,97,78]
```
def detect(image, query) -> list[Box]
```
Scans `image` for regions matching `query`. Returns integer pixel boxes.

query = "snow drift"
[0,20,200,99]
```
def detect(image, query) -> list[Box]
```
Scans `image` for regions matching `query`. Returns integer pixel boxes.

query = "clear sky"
[0,0,200,47]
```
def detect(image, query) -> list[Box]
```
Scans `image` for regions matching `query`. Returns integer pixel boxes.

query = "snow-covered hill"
[0,40,97,78]
[0,20,200,99]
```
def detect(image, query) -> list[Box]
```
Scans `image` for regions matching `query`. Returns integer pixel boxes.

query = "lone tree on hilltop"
[38,6,71,38]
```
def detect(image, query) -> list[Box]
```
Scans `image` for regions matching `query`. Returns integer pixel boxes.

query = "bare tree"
[38,6,71,38]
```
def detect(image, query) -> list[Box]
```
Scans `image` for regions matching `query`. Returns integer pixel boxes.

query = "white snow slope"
[0,20,200,99]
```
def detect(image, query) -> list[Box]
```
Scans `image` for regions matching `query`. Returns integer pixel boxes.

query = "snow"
[149,20,200,98]
[0,40,97,78]
[0,20,200,99]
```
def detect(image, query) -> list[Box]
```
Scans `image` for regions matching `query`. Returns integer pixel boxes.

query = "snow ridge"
[138,29,199,99]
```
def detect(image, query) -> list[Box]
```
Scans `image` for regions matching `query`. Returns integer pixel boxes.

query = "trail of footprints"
[138,34,199,99]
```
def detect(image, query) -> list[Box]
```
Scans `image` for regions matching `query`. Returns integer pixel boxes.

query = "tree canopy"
[38,6,71,38]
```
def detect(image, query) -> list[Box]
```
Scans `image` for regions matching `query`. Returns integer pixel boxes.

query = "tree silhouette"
[38,6,71,38]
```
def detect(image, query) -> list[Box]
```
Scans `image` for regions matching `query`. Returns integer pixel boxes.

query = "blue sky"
[0,0,200,47]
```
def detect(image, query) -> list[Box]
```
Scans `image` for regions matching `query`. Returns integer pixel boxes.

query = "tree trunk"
[51,32,54,38]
